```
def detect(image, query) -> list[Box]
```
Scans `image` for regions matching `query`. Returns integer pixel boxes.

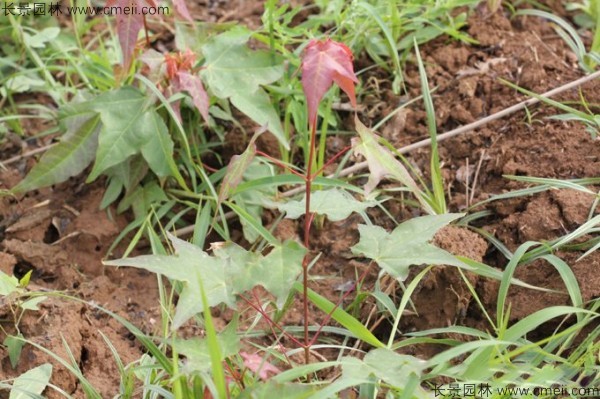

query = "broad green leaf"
[201,27,288,148]
[9,363,52,399]
[254,242,305,307]
[173,320,240,373]
[314,349,429,399]
[105,235,232,328]
[117,182,168,219]
[23,27,60,48]
[4,334,25,369]
[12,114,101,193]
[20,296,47,311]
[0,272,19,296]
[353,117,435,215]
[1,75,46,95]
[105,235,305,327]
[277,188,377,221]
[139,110,178,178]
[351,214,465,281]
[87,87,147,180]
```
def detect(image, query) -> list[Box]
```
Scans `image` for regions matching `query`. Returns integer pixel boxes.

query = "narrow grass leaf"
[353,117,435,214]
[293,282,385,348]
[415,40,446,214]
[504,306,597,342]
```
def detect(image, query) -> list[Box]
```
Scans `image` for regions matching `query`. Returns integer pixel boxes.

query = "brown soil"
[1,1,599,396]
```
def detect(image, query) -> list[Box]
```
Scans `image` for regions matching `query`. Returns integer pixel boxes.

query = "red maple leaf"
[301,38,358,130]
[107,0,193,70]
[240,351,281,381]
[163,50,210,123]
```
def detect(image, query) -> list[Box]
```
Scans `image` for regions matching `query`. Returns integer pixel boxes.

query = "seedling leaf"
[105,235,305,327]
[12,114,101,193]
[0,272,19,296]
[173,71,210,124]
[277,188,377,221]
[4,334,25,369]
[107,0,156,70]
[301,38,358,128]
[9,363,52,399]
[201,27,287,148]
[351,214,465,281]
[352,117,435,215]
[173,320,240,373]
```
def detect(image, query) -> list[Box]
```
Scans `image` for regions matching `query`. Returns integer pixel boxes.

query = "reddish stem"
[202,163,219,173]
[308,261,373,346]
[302,122,318,365]
[310,144,353,180]
[239,294,304,348]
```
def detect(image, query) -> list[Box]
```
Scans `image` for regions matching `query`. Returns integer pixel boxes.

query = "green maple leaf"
[351,213,465,281]
[105,235,305,328]
[201,27,288,149]
[277,188,378,222]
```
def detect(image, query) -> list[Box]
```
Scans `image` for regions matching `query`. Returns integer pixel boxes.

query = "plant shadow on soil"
[1,1,600,396]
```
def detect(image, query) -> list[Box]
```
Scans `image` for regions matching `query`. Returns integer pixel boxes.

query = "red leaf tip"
[301,38,358,129]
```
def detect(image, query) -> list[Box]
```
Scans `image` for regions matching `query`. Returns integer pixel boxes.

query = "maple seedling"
[299,37,358,364]
[140,49,210,124]
[107,0,193,73]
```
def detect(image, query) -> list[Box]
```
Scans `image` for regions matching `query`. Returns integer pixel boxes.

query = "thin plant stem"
[311,145,353,179]
[239,294,305,348]
[308,261,373,346]
[302,121,318,365]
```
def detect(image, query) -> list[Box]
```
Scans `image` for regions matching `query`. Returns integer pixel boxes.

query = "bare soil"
[1,1,599,396]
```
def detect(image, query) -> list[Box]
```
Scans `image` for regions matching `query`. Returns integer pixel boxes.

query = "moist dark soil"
[1,1,599,396]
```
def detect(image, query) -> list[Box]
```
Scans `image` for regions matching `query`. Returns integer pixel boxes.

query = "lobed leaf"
[105,235,305,327]
[9,363,52,399]
[351,214,465,281]
[201,27,288,148]
[276,188,377,221]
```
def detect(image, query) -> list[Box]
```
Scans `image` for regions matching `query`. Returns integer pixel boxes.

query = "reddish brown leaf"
[240,351,281,381]
[172,0,194,22]
[107,0,160,69]
[174,71,210,124]
[107,0,144,70]
[301,38,358,129]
